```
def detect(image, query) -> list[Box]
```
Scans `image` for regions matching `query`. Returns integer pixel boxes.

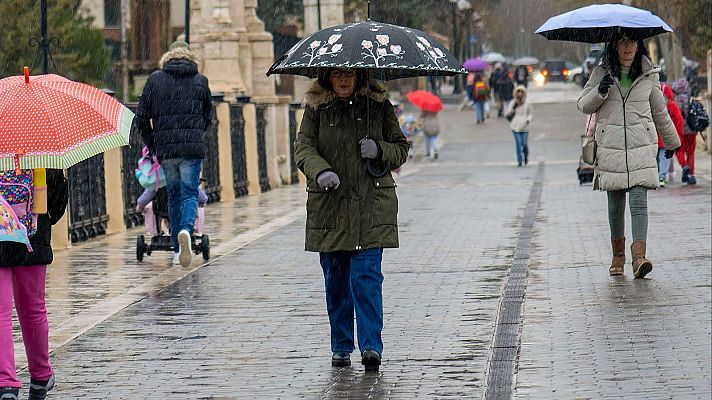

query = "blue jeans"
[512,131,529,165]
[657,148,671,179]
[424,135,438,157]
[474,101,485,123]
[319,248,384,355]
[161,158,202,252]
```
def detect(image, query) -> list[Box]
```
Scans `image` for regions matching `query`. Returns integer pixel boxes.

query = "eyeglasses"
[331,70,357,79]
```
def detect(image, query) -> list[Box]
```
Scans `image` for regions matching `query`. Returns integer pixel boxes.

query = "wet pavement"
[11,82,711,399]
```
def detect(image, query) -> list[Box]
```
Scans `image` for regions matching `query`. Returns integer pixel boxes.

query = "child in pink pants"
[0,169,67,400]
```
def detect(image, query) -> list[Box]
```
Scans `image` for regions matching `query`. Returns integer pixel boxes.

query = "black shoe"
[361,350,381,372]
[682,166,690,183]
[688,175,697,185]
[331,352,351,367]
[0,387,19,400]
[28,376,54,400]
[524,155,528,165]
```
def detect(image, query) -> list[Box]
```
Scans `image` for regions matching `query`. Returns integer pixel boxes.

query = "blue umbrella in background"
[535,4,672,43]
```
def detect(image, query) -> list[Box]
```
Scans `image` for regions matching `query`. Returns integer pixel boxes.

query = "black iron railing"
[288,103,301,185]
[68,154,108,243]
[255,104,271,192]
[121,102,145,228]
[201,96,222,203]
[230,102,249,197]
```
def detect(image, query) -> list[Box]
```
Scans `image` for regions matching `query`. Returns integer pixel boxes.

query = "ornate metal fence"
[288,103,301,184]
[68,154,108,243]
[201,95,223,203]
[121,102,145,228]
[255,104,271,192]
[230,103,249,197]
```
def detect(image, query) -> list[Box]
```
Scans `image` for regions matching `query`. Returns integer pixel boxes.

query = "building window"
[105,0,121,28]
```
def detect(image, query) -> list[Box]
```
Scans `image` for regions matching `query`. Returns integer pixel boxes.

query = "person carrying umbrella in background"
[472,72,490,124]
[134,40,213,268]
[407,90,443,159]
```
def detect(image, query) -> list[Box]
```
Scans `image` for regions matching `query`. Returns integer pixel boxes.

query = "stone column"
[294,0,345,103]
[192,0,248,96]
[103,148,126,234]
[215,102,236,201]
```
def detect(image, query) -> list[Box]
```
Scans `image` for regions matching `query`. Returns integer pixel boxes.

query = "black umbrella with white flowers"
[266,20,465,80]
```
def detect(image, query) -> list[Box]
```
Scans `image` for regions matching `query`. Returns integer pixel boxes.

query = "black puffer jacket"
[134,47,212,161]
[0,169,68,267]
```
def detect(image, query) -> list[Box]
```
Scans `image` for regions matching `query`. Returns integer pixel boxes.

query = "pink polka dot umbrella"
[0,67,133,171]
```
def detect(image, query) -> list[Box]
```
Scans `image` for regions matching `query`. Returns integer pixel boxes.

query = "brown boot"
[631,240,653,278]
[609,237,625,276]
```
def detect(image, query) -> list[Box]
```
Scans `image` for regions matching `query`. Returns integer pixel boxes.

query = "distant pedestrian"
[134,40,212,267]
[578,31,680,278]
[656,84,684,186]
[0,169,67,400]
[489,63,513,117]
[420,110,441,159]
[506,85,533,166]
[514,64,529,87]
[294,68,409,372]
[671,78,701,185]
[472,72,490,124]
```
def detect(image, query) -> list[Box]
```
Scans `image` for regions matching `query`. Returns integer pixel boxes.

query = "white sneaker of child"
[172,253,180,265]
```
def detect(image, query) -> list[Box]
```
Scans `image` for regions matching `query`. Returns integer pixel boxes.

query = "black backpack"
[686,99,709,132]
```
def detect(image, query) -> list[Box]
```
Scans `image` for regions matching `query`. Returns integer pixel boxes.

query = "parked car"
[581,44,604,87]
[541,59,568,82]
[568,65,583,84]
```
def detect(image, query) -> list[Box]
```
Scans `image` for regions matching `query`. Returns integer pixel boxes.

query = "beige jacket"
[577,56,680,191]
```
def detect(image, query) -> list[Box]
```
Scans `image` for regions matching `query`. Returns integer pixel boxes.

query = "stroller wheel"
[136,235,145,261]
[201,235,210,261]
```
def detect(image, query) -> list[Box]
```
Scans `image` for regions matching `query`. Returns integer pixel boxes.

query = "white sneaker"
[172,253,180,265]
[177,230,192,267]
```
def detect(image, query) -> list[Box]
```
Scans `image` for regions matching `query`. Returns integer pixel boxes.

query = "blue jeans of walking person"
[512,131,529,165]
[424,135,438,158]
[474,101,485,123]
[657,148,672,181]
[161,158,202,252]
[320,248,384,355]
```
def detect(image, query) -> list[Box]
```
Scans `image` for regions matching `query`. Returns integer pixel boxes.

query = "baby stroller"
[136,186,210,262]
[577,135,595,185]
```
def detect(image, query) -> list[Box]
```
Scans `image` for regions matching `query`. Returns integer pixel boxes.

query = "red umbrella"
[406,90,443,113]
[0,67,133,171]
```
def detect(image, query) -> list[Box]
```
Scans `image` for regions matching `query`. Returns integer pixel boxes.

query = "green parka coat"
[295,81,409,252]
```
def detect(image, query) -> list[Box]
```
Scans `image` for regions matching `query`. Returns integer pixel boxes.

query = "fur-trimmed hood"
[304,80,386,108]
[159,47,199,70]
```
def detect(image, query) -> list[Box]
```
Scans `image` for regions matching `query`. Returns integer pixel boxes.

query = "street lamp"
[185,0,190,43]
[448,0,471,93]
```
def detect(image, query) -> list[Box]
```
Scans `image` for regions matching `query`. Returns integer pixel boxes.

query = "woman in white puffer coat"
[577,32,680,279]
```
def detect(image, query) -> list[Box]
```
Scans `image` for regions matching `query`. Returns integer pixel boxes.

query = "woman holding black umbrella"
[294,67,409,372]
[577,31,680,278]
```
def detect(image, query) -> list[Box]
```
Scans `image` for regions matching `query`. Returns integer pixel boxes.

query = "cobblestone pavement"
[11,82,711,399]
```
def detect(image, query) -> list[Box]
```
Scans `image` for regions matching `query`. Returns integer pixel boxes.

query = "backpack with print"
[685,99,709,132]
[0,169,37,237]
[473,81,489,100]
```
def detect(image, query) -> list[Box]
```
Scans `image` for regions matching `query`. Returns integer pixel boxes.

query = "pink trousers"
[0,265,53,388]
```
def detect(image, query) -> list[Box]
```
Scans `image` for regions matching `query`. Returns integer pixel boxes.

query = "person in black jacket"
[134,40,212,267]
[0,169,67,400]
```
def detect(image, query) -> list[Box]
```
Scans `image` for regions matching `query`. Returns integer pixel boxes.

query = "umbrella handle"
[24,67,29,84]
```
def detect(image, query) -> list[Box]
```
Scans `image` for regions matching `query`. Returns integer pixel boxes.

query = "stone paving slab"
[514,166,712,399]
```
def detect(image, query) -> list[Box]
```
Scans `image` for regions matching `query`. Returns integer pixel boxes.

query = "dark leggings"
[607,186,648,241]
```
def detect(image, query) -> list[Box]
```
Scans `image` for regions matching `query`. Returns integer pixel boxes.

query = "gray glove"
[359,138,379,159]
[316,171,340,190]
